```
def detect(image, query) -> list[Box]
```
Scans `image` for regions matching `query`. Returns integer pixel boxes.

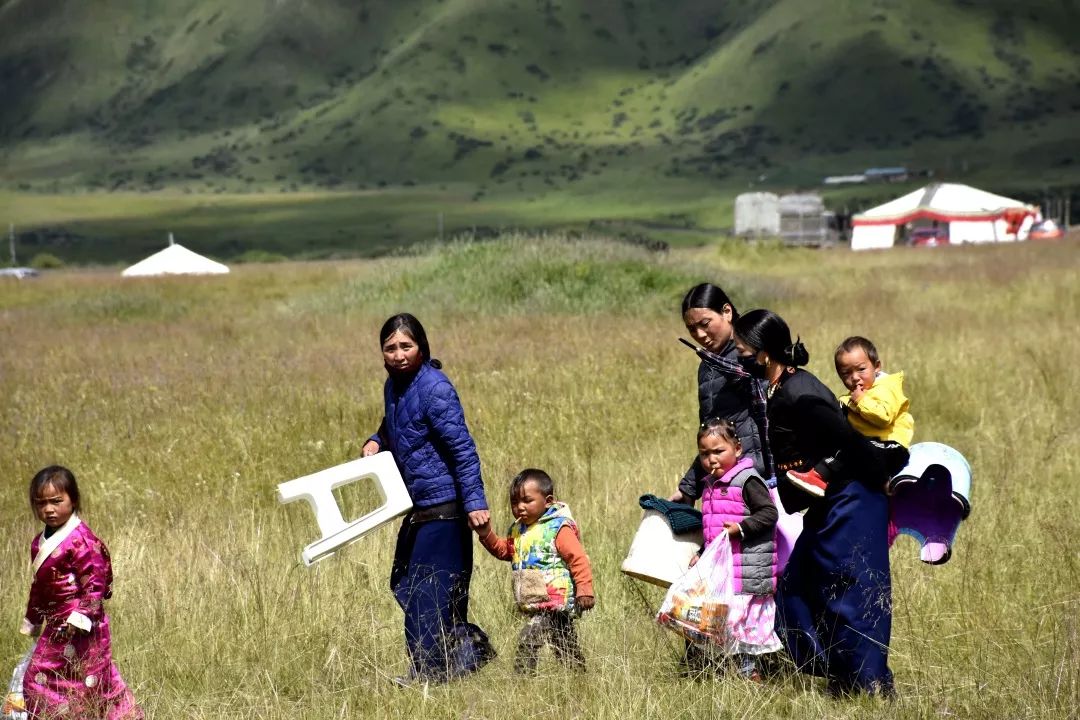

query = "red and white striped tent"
[850,183,1038,250]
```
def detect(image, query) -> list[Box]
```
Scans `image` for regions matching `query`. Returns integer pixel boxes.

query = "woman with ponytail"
[671,283,769,505]
[732,309,894,697]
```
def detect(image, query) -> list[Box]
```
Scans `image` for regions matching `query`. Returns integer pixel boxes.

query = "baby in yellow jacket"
[787,336,914,496]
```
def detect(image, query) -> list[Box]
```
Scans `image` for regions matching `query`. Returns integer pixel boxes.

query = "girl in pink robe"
[20,466,142,720]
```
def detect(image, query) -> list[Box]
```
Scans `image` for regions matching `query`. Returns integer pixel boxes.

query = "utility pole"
[8,223,14,266]
[437,212,444,242]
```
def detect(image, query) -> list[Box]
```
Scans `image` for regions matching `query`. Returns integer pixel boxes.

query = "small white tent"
[850,183,1038,250]
[122,236,229,277]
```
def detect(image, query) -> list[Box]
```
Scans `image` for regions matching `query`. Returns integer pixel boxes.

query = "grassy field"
[1,235,1078,719]
[0,181,746,265]
[4,169,1072,267]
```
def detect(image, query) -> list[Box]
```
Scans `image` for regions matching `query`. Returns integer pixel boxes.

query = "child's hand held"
[577,595,595,611]
[467,509,490,532]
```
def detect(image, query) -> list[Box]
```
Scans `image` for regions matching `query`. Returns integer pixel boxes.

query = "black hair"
[379,313,442,369]
[697,417,742,447]
[681,283,739,321]
[29,465,81,514]
[510,468,554,500]
[733,309,809,367]
[835,336,880,368]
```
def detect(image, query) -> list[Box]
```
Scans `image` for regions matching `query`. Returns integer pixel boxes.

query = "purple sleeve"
[426,379,488,513]
[68,534,113,630]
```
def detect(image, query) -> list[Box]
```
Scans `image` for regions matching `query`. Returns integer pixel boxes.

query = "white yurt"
[850,183,1039,250]
[122,234,230,277]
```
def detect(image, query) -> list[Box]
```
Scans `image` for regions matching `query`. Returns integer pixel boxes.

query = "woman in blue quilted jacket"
[362,313,493,684]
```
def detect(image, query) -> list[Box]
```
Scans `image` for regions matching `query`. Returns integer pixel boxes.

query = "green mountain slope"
[3,0,1078,190]
[0,0,1078,262]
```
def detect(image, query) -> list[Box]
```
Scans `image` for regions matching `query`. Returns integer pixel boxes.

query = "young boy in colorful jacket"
[474,468,594,674]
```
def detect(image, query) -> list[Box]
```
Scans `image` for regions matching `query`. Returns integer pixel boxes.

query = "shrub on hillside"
[289,235,767,319]
[30,253,64,270]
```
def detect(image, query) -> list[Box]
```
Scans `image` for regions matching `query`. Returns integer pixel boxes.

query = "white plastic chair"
[278,452,412,566]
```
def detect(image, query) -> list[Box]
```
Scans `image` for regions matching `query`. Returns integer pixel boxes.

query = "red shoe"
[786,468,827,497]
[886,518,900,547]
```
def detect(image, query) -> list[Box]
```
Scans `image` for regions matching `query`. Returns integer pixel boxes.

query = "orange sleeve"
[554,526,594,598]
[478,528,514,561]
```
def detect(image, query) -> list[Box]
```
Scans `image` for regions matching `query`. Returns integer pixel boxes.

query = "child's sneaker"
[787,468,827,497]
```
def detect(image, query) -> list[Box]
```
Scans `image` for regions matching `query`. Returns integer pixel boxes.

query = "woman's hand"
[688,552,700,568]
[471,515,491,537]
[361,440,380,457]
[577,595,595,612]
[723,521,742,537]
[467,509,490,532]
[668,490,686,503]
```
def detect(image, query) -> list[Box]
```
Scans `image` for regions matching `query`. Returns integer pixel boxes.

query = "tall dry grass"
[1,235,1077,719]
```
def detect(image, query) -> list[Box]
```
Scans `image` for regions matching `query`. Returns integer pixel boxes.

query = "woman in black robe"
[733,309,894,696]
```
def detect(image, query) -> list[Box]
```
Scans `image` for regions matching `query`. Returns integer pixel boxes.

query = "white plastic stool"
[621,509,704,588]
[277,452,412,566]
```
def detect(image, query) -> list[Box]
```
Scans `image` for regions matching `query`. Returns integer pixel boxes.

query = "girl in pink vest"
[694,418,782,680]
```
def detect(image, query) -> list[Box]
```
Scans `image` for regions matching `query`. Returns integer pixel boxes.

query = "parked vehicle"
[1029,219,1065,240]
[0,267,40,279]
[909,226,949,247]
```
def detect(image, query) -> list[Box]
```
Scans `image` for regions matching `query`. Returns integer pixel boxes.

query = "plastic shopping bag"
[2,649,30,720]
[655,533,736,650]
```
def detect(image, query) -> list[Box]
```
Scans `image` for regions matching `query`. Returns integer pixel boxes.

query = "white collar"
[32,514,82,574]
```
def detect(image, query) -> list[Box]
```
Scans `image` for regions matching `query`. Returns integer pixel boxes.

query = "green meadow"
[1,235,1077,719]
[0,183,738,265]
